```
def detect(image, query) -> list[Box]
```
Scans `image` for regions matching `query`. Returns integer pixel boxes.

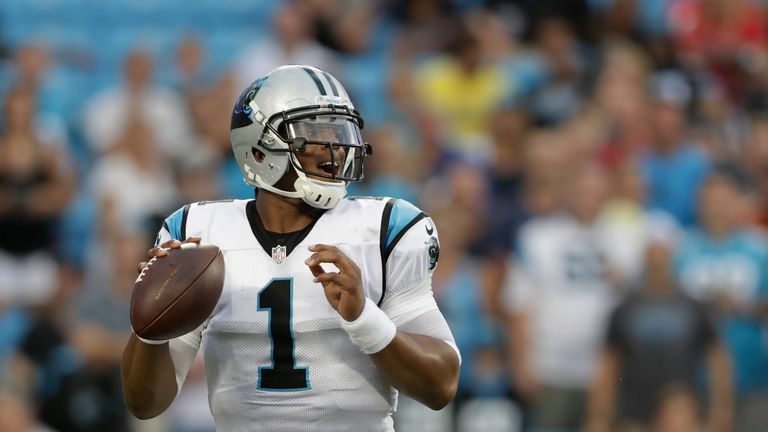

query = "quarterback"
[121,65,460,431]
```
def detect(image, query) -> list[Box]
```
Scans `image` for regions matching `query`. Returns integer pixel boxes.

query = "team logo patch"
[272,245,287,264]
[425,236,439,270]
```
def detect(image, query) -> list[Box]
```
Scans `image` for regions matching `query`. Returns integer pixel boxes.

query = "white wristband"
[133,332,168,345]
[341,298,396,354]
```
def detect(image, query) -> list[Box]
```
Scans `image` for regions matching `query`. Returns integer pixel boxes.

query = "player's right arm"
[122,333,177,419]
[121,235,202,419]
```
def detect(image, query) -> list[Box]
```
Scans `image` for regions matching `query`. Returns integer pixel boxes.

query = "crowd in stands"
[0,0,767,431]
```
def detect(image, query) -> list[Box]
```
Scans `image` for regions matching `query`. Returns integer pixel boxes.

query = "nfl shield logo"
[271,245,287,263]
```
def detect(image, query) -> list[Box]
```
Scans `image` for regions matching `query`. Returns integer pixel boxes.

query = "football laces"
[135,256,158,284]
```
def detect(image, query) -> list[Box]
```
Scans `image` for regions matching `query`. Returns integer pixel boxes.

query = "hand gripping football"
[131,243,224,341]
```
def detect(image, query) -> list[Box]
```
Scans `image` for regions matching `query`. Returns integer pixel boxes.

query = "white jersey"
[156,197,455,432]
[503,213,618,388]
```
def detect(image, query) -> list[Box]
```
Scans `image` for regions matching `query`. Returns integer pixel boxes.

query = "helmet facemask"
[257,105,372,209]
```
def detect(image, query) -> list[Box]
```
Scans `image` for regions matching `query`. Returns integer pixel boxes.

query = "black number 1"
[257,278,310,391]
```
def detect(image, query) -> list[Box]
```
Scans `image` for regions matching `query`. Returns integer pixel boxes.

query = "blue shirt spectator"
[676,229,768,393]
[642,143,711,226]
[675,168,768,401]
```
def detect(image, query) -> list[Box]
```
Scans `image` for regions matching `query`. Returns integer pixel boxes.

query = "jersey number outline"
[257,278,310,391]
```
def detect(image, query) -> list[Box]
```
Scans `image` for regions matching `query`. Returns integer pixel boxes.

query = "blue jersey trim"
[379,199,427,306]
[384,199,424,252]
[164,205,188,241]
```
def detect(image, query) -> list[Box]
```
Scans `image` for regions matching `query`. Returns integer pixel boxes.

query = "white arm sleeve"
[398,308,461,364]
[379,213,460,363]
[168,321,205,394]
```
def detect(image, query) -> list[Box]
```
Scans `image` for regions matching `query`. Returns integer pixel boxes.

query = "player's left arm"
[307,213,459,410]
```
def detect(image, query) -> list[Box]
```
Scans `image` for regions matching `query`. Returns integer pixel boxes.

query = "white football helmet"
[230,65,371,209]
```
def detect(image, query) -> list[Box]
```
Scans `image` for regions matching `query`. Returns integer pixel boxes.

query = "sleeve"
[377,199,459,362]
[168,321,206,394]
[157,204,191,244]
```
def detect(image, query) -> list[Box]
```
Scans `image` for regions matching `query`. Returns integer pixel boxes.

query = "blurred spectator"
[174,36,208,92]
[64,229,148,432]
[175,155,225,206]
[426,162,516,429]
[6,42,77,126]
[485,0,592,41]
[81,48,195,161]
[0,390,55,432]
[591,40,653,170]
[172,36,243,202]
[519,129,566,218]
[585,238,732,432]
[743,115,768,230]
[503,163,619,431]
[456,396,523,432]
[87,115,177,235]
[347,126,419,203]
[464,8,548,103]
[389,0,459,59]
[669,0,766,83]
[641,70,711,226]
[415,24,505,157]
[18,313,128,432]
[598,164,679,285]
[652,386,708,432]
[0,85,75,306]
[428,164,502,398]
[474,107,530,319]
[692,76,751,161]
[310,1,378,55]
[9,43,51,91]
[479,107,530,257]
[233,2,336,92]
[528,16,593,125]
[675,167,768,431]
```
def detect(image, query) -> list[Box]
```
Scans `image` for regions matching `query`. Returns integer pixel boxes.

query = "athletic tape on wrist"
[133,332,169,345]
[341,298,396,354]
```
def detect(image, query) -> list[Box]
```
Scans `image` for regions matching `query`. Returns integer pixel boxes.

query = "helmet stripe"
[302,67,327,96]
[321,71,340,97]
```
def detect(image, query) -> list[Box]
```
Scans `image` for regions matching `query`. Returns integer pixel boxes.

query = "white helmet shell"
[230,65,365,209]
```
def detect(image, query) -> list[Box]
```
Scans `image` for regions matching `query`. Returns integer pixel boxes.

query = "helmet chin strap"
[291,159,347,209]
[250,157,347,209]
[253,175,304,199]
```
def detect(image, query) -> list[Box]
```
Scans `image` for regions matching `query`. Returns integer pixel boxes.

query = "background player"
[121,65,460,431]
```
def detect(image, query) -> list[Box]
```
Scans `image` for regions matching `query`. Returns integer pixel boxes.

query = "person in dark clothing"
[584,238,732,432]
[0,85,74,305]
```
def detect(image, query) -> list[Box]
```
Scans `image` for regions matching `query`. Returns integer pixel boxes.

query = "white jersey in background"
[504,213,618,388]
[155,197,458,432]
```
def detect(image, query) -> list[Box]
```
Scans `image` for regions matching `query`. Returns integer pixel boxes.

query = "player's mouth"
[318,161,340,176]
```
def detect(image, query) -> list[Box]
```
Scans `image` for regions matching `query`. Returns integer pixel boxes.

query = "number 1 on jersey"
[257,278,310,391]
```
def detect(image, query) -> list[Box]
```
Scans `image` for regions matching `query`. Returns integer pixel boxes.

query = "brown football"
[131,243,224,341]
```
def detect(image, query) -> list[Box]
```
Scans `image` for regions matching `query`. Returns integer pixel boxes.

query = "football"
[131,243,225,341]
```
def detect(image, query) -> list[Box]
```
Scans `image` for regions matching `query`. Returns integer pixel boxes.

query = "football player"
[121,65,460,431]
